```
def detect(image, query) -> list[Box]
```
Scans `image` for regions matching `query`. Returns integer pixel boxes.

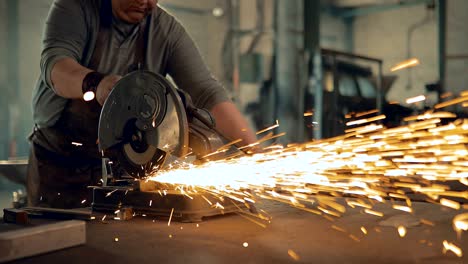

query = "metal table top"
[7,199,468,264]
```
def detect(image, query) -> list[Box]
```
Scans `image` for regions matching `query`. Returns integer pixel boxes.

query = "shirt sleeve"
[166,20,231,110]
[40,0,88,90]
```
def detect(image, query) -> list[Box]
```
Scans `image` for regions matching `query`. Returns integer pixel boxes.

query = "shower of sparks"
[441,92,453,99]
[435,94,468,109]
[420,219,435,227]
[349,234,361,242]
[364,209,384,217]
[106,189,118,197]
[406,95,426,104]
[453,213,468,240]
[392,205,413,213]
[148,91,468,257]
[360,227,368,235]
[440,198,461,210]
[442,240,463,257]
[390,58,420,72]
[346,114,386,127]
[288,250,300,261]
[256,120,279,135]
[398,226,407,237]
[168,208,174,226]
[454,213,468,232]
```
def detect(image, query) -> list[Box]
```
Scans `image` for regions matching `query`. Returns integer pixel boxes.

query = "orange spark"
[390,58,420,72]
[288,250,300,261]
[406,95,426,104]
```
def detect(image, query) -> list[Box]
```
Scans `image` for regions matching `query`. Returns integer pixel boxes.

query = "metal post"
[0,9,6,159]
[275,0,303,144]
[331,55,339,137]
[437,0,446,94]
[312,51,323,140]
[377,62,384,114]
[344,17,354,53]
[304,0,321,140]
[2,0,19,159]
[230,0,240,100]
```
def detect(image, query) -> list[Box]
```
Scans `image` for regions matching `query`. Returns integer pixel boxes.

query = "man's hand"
[95,75,122,105]
[210,101,257,148]
[51,58,122,104]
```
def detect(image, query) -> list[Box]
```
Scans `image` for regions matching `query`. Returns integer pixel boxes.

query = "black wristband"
[82,71,105,97]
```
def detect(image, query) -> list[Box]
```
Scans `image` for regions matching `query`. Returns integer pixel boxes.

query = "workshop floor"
[5,199,467,264]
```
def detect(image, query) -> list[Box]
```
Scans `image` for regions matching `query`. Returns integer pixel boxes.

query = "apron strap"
[129,16,150,73]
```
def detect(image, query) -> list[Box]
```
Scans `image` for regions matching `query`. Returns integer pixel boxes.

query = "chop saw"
[91,70,252,222]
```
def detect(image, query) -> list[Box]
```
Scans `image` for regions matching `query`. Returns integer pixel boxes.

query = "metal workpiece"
[3,207,92,223]
[0,220,86,263]
[3,208,29,225]
[91,185,253,223]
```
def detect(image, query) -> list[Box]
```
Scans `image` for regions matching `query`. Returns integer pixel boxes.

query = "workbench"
[2,200,467,264]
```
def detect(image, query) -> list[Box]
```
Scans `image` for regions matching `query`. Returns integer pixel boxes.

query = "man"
[28,0,257,208]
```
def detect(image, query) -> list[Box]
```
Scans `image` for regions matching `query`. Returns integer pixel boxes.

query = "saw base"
[90,186,253,222]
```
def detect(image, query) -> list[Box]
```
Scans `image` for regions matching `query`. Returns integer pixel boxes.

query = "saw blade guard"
[98,71,189,178]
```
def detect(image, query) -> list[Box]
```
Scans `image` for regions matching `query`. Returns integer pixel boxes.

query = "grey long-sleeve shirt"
[32,0,230,128]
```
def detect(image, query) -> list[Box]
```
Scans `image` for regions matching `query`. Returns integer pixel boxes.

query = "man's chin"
[127,12,146,23]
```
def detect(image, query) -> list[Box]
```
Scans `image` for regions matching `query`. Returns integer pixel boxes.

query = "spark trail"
[149,91,468,257]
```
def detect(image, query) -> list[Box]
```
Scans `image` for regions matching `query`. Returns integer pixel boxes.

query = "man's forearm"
[50,57,93,99]
[210,101,257,147]
[50,57,121,105]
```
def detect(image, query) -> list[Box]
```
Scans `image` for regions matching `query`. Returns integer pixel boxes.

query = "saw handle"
[176,89,228,141]
[177,89,254,155]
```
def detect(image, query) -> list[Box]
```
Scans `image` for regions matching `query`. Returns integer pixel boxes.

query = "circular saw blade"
[116,143,166,178]
[123,143,157,167]
[99,71,189,178]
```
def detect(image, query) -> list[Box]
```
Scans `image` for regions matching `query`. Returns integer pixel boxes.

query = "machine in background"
[247,49,414,140]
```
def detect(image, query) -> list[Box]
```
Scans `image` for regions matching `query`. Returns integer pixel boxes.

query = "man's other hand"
[96,75,122,105]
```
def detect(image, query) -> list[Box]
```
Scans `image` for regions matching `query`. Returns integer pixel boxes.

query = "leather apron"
[27,0,149,208]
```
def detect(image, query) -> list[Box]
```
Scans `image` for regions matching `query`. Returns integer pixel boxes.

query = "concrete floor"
[3,199,467,264]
